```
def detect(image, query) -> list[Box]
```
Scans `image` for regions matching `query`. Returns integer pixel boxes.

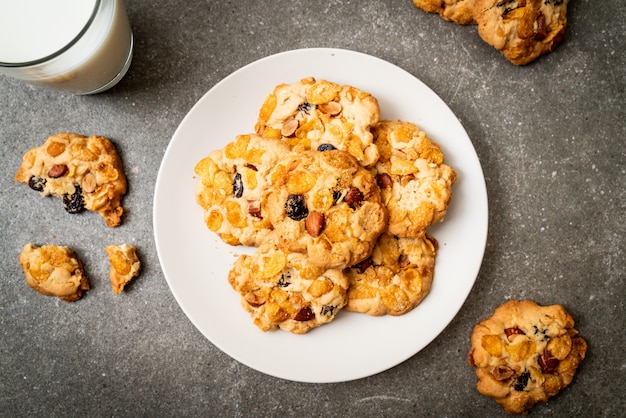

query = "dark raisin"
[28,176,46,192]
[320,305,336,316]
[245,163,258,171]
[277,274,291,288]
[233,173,243,198]
[63,185,84,214]
[513,371,530,392]
[317,143,337,152]
[285,194,308,221]
[332,189,342,205]
[297,101,313,115]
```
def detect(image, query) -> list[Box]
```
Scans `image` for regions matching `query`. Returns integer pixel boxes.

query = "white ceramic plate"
[154,48,488,383]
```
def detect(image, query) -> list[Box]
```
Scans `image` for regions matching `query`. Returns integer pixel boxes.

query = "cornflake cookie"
[468,300,587,414]
[18,243,89,302]
[413,0,477,25]
[255,77,381,167]
[346,233,437,316]
[372,120,456,239]
[194,134,291,246]
[473,0,570,65]
[14,132,127,227]
[228,243,349,334]
[105,244,141,294]
[265,149,387,269]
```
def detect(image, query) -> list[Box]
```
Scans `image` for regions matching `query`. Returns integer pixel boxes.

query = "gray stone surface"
[1,0,624,416]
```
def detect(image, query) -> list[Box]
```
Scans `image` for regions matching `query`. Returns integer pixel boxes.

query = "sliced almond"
[318,101,342,116]
[81,172,97,193]
[281,119,298,137]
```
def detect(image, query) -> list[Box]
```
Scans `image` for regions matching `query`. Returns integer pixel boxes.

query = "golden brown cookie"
[413,0,477,25]
[105,244,141,294]
[265,148,387,269]
[14,132,127,227]
[255,77,381,167]
[468,300,587,414]
[194,134,291,246]
[346,233,437,316]
[372,120,456,239]
[18,243,89,302]
[228,243,349,334]
[473,0,570,65]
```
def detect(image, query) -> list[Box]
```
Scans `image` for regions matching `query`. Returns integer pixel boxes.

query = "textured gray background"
[1,0,624,416]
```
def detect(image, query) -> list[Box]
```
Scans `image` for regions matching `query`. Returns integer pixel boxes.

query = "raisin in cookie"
[468,300,587,414]
[473,0,570,65]
[194,134,291,246]
[413,0,477,25]
[105,244,141,294]
[265,149,387,269]
[14,132,127,227]
[255,77,381,167]
[18,243,90,302]
[372,120,456,239]
[228,243,349,334]
[346,233,437,316]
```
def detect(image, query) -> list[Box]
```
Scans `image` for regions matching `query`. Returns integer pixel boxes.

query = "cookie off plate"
[153,48,488,383]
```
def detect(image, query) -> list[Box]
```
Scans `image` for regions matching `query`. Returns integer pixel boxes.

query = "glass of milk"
[0,0,133,94]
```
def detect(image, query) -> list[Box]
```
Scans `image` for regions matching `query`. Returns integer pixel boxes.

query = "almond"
[305,211,325,237]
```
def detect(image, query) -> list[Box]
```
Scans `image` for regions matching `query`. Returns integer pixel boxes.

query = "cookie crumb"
[105,244,141,294]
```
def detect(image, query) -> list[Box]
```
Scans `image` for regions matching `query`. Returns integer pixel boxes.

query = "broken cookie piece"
[18,243,90,302]
[14,132,128,227]
[105,244,141,294]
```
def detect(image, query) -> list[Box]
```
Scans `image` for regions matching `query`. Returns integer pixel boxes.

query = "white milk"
[0,0,133,94]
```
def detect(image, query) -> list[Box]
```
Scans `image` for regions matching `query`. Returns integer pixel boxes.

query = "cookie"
[346,233,437,316]
[372,120,456,239]
[255,77,381,167]
[468,300,587,414]
[413,0,477,25]
[194,134,291,246]
[14,132,127,227]
[473,0,570,65]
[228,243,349,334]
[265,148,387,269]
[18,243,90,302]
[105,244,141,294]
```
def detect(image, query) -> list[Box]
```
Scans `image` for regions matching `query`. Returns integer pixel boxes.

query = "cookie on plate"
[194,134,291,246]
[105,244,141,294]
[413,0,477,25]
[265,148,387,269]
[372,120,456,239]
[473,0,570,65]
[345,233,437,316]
[468,300,587,414]
[228,243,349,334]
[255,77,381,167]
[14,132,127,227]
[18,243,90,302]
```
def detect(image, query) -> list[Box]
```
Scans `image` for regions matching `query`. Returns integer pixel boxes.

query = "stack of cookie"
[194,77,457,334]
[412,0,571,65]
